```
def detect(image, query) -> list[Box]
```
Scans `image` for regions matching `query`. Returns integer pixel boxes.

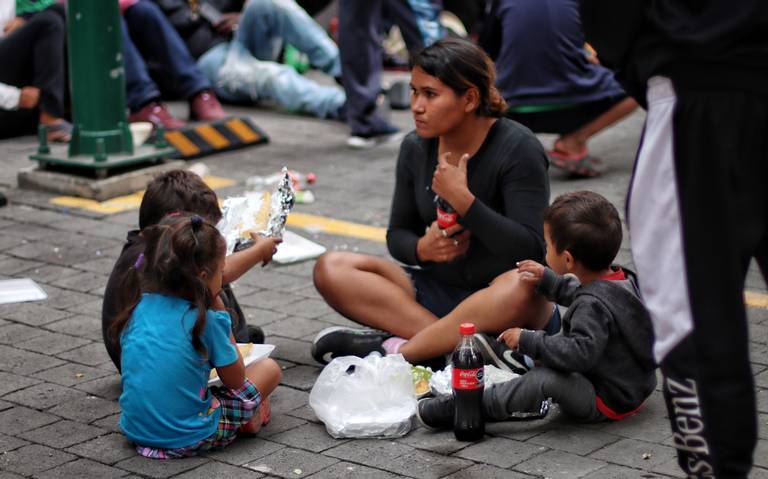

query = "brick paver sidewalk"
[0,105,766,478]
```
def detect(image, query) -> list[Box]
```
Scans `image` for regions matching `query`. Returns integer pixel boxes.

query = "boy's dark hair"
[139,170,222,229]
[109,213,226,360]
[410,37,508,118]
[544,191,622,271]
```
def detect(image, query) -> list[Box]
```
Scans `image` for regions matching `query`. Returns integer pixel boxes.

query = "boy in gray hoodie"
[418,191,657,426]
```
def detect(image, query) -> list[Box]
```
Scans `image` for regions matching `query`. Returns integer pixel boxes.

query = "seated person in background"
[120,0,226,130]
[153,0,345,119]
[0,0,70,141]
[482,0,638,177]
[311,38,557,369]
[102,170,279,371]
[418,191,657,428]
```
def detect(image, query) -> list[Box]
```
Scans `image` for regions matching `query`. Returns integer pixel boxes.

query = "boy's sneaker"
[474,333,530,375]
[416,394,454,430]
[311,326,392,365]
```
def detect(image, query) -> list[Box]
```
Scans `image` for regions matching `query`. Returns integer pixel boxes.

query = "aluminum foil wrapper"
[217,167,295,255]
[264,168,295,238]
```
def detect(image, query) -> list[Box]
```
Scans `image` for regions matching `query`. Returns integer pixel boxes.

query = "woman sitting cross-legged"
[311,38,559,370]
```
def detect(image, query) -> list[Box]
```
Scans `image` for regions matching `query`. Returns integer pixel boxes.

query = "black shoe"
[247,325,265,345]
[474,333,530,375]
[0,192,6,207]
[310,326,392,365]
[416,394,454,430]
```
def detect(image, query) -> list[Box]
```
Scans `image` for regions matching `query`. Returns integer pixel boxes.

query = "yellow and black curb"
[164,117,269,159]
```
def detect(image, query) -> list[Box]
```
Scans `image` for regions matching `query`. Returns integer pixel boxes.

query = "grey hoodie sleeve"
[518,299,611,372]
[535,268,580,306]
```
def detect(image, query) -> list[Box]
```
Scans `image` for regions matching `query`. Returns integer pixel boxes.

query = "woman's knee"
[313,252,357,291]
[488,270,535,307]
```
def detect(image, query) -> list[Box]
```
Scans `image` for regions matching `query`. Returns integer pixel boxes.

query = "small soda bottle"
[452,323,485,441]
[434,195,458,229]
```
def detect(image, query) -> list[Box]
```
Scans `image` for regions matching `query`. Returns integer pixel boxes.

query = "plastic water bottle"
[452,323,485,441]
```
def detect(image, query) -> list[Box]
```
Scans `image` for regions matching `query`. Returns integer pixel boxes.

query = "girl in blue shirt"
[110,213,282,458]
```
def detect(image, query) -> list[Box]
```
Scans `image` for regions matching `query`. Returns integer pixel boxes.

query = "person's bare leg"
[400,269,552,363]
[244,358,281,398]
[313,252,438,338]
[556,97,639,155]
[240,358,281,433]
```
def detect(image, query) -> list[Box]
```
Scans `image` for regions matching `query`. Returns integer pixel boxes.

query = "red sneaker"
[189,90,226,121]
[128,102,186,130]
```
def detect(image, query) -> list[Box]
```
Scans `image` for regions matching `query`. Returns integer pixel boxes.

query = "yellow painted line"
[287,212,386,243]
[745,291,768,309]
[165,130,200,157]
[226,118,260,143]
[195,125,230,149]
[49,175,236,214]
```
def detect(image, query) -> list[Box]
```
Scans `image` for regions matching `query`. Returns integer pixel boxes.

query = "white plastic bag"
[430,365,519,396]
[309,353,416,438]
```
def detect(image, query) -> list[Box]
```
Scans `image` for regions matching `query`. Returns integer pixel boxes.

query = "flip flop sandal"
[44,120,73,143]
[549,153,603,178]
[548,144,589,163]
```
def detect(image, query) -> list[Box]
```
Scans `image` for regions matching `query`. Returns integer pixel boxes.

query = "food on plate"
[210,343,254,380]
[412,365,433,396]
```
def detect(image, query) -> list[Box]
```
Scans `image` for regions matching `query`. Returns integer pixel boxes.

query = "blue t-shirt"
[119,293,238,449]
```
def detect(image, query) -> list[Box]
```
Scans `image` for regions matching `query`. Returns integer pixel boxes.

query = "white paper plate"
[273,230,326,264]
[208,343,275,387]
[0,278,47,305]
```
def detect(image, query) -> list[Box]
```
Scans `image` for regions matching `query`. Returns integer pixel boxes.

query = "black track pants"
[628,76,768,478]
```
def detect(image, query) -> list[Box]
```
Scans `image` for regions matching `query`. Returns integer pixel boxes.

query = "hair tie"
[133,252,145,269]
[166,211,181,218]
[190,215,204,231]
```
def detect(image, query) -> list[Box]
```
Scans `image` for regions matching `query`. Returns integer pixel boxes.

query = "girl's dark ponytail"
[108,252,145,358]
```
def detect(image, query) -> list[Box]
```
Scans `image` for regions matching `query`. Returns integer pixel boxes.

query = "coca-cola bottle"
[434,195,458,229]
[452,323,485,441]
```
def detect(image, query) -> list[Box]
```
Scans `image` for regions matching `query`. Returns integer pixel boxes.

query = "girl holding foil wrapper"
[312,38,558,368]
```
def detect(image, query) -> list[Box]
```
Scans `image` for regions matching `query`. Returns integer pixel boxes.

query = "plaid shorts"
[135,379,262,459]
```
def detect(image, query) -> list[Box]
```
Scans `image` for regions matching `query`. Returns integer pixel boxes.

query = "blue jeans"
[122,0,210,111]
[407,0,444,46]
[196,0,345,118]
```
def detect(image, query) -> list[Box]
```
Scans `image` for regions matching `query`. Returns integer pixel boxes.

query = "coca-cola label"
[437,208,458,229]
[452,367,484,390]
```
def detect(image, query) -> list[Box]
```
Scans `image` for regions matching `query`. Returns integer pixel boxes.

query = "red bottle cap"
[459,323,476,335]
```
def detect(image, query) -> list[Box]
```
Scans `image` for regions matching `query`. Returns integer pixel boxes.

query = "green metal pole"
[67,0,133,159]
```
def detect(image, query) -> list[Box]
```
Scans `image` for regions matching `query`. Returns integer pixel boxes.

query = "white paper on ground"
[0,278,48,305]
[208,343,275,387]
[274,230,326,264]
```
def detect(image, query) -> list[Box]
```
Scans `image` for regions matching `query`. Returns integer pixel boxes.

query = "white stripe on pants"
[628,76,693,363]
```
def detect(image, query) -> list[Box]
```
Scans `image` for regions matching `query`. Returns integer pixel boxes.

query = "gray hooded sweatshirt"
[519,267,657,415]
